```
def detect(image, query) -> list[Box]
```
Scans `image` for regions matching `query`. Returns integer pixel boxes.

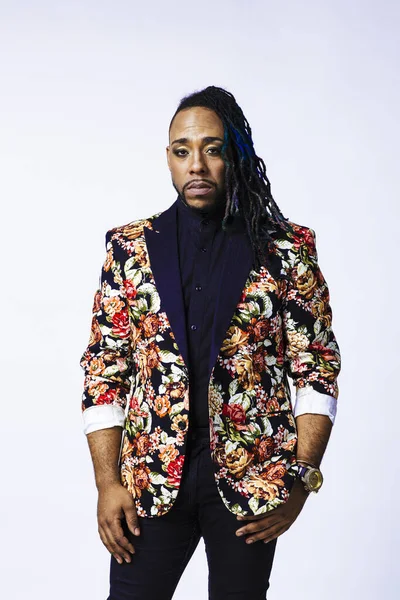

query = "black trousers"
[108,427,278,600]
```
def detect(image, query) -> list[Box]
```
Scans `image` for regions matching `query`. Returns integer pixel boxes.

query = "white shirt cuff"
[294,386,337,424]
[82,404,126,435]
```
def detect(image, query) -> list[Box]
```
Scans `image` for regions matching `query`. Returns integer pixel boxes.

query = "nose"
[189,149,208,174]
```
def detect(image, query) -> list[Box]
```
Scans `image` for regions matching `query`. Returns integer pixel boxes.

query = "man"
[80,85,341,599]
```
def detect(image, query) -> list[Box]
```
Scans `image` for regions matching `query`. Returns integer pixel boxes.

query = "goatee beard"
[173,185,226,217]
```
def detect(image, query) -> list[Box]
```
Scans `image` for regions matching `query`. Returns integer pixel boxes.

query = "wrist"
[96,478,122,492]
[293,477,310,500]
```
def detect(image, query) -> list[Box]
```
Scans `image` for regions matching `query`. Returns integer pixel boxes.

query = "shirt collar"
[176,194,247,236]
[176,195,227,228]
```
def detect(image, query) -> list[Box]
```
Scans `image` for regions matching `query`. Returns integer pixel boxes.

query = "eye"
[206,147,221,155]
[173,149,188,157]
[172,146,222,157]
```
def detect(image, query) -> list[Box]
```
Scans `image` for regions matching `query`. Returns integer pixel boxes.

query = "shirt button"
[200,247,207,252]
[190,324,197,331]
[195,286,202,291]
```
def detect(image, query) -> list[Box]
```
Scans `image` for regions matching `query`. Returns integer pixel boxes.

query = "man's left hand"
[235,478,309,544]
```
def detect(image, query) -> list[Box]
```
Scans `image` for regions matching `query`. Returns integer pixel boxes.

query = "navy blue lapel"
[143,197,255,379]
[208,223,254,376]
[143,198,190,370]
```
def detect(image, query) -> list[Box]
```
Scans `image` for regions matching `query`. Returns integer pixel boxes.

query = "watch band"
[297,464,311,479]
[297,459,319,469]
[296,465,312,493]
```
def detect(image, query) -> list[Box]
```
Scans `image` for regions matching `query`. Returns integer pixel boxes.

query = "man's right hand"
[97,483,140,564]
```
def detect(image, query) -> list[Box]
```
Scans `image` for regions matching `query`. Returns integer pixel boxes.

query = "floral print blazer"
[80,198,341,518]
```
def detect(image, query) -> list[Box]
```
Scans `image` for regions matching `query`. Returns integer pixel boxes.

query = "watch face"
[307,469,323,490]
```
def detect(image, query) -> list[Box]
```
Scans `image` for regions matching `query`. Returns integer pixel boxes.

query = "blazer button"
[190,324,197,331]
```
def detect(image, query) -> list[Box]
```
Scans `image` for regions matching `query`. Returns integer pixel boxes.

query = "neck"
[178,194,227,219]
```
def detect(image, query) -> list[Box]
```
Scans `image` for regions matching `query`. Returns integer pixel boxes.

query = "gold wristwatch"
[296,461,324,493]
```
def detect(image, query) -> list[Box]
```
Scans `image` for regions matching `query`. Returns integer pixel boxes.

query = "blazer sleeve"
[79,230,133,435]
[282,226,341,423]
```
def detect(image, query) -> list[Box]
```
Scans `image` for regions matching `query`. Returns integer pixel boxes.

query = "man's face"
[167,106,227,212]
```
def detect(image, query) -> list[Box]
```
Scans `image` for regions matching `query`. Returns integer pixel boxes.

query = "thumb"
[123,500,140,536]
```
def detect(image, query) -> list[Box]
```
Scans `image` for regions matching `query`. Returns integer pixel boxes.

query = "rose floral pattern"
[80,211,341,517]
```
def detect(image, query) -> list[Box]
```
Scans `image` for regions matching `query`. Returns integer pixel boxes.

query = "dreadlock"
[169,85,294,274]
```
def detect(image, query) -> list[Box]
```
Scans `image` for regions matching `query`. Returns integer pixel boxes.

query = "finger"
[114,519,135,554]
[236,522,267,537]
[262,523,290,544]
[249,523,289,544]
[105,519,135,563]
[236,516,279,537]
[109,518,136,558]
[99,525,124,565]
[245,527,279,544]
[123,502,141,538]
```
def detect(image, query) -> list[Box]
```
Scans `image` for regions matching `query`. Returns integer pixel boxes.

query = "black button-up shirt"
[176,197,229,429]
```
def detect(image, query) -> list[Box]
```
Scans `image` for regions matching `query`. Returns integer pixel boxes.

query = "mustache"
[184,179,215,191]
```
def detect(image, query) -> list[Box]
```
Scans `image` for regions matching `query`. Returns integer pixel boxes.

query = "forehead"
[169,106,224,141]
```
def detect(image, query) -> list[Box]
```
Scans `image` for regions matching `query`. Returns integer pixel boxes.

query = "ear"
[166,145,171,171]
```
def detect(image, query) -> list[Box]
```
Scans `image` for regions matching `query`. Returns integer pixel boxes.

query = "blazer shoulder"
[104,210,162,252]
[272,218,317,252]
[275,218,316,239]
[268,219,318,279]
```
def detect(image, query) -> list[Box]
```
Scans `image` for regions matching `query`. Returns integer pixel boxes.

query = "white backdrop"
[1,1,398,599]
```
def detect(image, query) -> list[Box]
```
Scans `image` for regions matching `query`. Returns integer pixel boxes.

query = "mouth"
[186,183,214,196]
